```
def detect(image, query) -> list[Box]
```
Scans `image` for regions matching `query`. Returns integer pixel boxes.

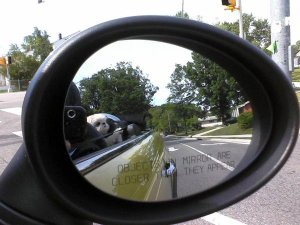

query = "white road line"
[195,127,223,136]
[165,138,197,143]
[200,143,226,146]
[12,131,23,138]
[180,143,234,171]
[168,147,179,152]
[0,107,22,116]
[155,178,163,201]
[210,138,251,145]
[202,212,247,225]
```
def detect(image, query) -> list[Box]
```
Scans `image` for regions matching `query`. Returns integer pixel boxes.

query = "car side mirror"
[0,16,299,225]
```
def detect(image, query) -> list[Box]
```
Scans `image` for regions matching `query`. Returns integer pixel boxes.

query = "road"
[177,134,300,225]
[0,92,300,225]
[0,92,24,174]
[163,136,250,198]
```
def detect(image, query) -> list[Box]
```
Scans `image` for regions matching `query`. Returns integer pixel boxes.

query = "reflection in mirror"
[63,40,253,202]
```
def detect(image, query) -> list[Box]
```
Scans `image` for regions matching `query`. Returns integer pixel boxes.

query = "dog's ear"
[106,118,117,133]
[106,118,114,125]
[86,115,93,124]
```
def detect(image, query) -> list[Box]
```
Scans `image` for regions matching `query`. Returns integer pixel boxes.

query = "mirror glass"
[63,40,253,201]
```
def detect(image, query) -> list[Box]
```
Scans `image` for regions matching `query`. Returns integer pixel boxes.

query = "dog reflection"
[87,113,123,146]
[87,114,110,134]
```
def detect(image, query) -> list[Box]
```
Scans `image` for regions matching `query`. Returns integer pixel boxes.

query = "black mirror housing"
[0,16,299,225]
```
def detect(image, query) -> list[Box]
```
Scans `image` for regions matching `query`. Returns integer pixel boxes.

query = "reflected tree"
[167,54,246,124]
[149,103,203,135]
[188,52,245,123]
[79,62,158,115]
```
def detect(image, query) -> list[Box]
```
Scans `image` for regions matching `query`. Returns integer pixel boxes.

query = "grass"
[174,123,253,137]
[292,68,300,82]
[296,92,300,102]
[205,123,252,136]
[175,126,219,136]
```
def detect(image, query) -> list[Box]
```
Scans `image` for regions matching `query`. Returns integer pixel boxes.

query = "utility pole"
[6,63,11,93]
[1,56,12,92]
[270,0,292,81]
[222,0,244,39]
[238,0,244,39]
[181,0,184,17]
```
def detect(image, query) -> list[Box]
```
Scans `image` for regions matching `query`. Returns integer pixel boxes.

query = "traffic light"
[0,57,6,66]
[221,0,236,6]
[222,0,238,11]
[0,56,12,66]
[222,0,230,5]
[6,56,12,65]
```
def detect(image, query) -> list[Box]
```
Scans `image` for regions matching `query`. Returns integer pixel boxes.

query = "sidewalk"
[192,126,252,139]
[195,134,252,139]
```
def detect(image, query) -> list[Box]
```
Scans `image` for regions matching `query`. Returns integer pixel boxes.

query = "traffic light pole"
[6,64,11,93]
[181,0,184,17]
[222,0,244,39]
[270,0,292,81]
[238,0,244,39]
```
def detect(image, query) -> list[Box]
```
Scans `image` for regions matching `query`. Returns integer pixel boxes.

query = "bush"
[237,112,253,129]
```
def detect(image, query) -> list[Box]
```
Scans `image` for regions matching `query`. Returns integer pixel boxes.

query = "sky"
[0,0,299,104]
[0,0,299,52]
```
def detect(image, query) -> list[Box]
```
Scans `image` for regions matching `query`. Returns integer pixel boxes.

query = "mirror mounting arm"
[0,144,92,225]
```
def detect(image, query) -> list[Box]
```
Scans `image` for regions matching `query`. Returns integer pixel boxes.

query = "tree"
[292,40,300,57]
[4,44,40,80]
[148,103,202,134]
[21,27,53,62]
[175,11,190,19]
[0,27,53,80]
[167,64,198,104]
[148,105,176,133]
[217,13,271,53]
[167,54,245,124]
[172,103,203,134]
[167,64,206,133]
[79,62,158,115]
[188,52,245,123]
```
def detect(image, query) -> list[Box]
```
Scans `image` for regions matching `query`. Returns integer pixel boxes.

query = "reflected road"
[164,136,250,198]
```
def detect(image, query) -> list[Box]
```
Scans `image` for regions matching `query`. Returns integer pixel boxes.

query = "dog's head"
[87,114,110,135]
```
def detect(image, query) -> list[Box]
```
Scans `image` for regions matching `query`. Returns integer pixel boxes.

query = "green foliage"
[167,54,246,124]
[296,92,300,102]
[22,27,53,62]
[167,64,197,104]
[292,68,300,82]
[79,62,158,115]
[217,13,271,54]
[292,40,300,58]
[237,112,253,129]
[5,44,40,80]
[167,14,268,124]
[175,11,190,19]
[206,123,252,136]
[148,103,203,134]
[1,27,53,80]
